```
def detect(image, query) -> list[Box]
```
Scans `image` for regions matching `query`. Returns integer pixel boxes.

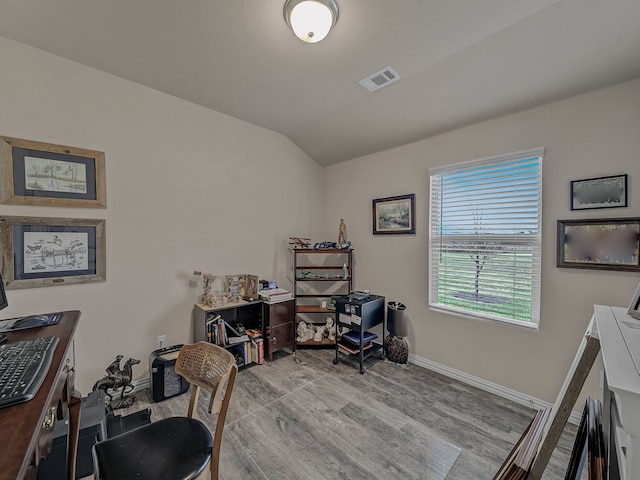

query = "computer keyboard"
[0,336,59,409]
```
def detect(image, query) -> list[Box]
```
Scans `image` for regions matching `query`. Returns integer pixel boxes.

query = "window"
[428,148,544,328]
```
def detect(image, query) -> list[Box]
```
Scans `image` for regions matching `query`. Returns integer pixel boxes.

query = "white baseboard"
[130,375,150,393]
[408,353,582,425]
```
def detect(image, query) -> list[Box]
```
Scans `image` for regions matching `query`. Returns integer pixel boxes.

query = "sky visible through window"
[429,151,543,326]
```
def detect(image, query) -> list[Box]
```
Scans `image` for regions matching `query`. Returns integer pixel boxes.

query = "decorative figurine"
[194,270,217,307]
[296,321,316,343]
[338,218,347,244]
[313,324,326,342]
[326,316,336,342]
[289,237,312,248]
[93,356,141,409]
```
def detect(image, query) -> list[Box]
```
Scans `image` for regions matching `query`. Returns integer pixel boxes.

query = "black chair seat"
[92,416,213,480]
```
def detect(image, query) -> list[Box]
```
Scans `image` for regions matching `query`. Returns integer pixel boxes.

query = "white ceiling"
[0,0,639,166]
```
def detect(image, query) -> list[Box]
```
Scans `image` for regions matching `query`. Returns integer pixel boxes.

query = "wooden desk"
[0,310,81,480]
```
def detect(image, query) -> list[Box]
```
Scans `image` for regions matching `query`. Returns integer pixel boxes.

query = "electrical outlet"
[157,335,167,349]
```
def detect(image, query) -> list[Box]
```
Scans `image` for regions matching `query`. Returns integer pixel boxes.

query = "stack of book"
[259,288,292,303]
[245,328,264,364]
[337,330,378,356]
[233,335,265,366]
[205,315,265,366]
[206,315,227,346]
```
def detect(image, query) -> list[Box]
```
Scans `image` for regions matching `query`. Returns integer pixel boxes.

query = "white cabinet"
[595,305,640,480]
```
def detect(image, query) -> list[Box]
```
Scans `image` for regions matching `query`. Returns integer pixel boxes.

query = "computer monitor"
[0,273,7,312]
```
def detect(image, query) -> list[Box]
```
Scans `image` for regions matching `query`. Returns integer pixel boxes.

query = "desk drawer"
[37,357,74,462]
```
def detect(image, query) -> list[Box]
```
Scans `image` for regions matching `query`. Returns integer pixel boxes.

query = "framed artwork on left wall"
[0,136,106,208]
[0,216,106,289]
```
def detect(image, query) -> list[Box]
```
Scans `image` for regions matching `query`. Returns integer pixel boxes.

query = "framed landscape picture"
[372,193,415,235]
[570,174,627,211]
[0,136,106,208]
[0,216,106,289]
[557,217,640,271]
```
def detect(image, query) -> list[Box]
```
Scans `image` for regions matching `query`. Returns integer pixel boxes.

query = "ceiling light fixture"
[283,0,339,44]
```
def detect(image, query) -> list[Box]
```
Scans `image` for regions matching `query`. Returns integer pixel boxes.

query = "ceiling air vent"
[358,66,401,92]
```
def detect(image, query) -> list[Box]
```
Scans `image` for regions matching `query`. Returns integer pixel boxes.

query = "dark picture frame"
[0,136,106,208]
[628,283,640,320]
[556,217,640,271]
[372,193,415,235]
[570,174,627,211]
[0,216,106,289]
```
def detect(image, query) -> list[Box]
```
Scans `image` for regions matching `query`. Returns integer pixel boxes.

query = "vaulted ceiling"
[1,0,639,165]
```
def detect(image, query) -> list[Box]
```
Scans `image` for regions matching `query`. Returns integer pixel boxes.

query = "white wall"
[323,78,640,406]
[0,36,324,393]
[1,32,638,408]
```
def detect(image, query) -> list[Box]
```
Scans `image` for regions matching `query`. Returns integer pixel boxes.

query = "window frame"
[428,147,544,329]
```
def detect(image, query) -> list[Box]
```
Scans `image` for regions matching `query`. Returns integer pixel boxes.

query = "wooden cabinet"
[291,248,353,347]
[263,299,295,361]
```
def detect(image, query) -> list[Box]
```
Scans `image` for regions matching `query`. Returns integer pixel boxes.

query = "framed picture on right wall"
[557,217,640,271]
[570,174,627,210]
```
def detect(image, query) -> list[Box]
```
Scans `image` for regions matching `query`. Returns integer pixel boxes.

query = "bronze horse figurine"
[93,356,140,407]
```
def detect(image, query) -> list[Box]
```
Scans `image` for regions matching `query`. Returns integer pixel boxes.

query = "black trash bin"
[385,301,409,364]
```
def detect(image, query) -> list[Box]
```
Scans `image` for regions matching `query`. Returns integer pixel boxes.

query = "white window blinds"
[429,148,544,327]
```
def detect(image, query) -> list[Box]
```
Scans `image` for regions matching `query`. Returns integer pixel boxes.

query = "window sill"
[428,304,539,331]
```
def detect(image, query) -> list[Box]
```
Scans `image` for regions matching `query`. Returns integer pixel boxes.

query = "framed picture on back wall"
[372,193,415,235]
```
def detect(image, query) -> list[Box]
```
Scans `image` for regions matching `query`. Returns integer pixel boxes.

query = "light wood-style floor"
[113,348,581,479]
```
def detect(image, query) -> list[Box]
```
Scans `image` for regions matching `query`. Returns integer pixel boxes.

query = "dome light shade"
[284,0,339,43]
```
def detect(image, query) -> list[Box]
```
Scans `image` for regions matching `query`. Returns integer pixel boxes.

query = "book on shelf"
[206,314,222,346]
[235,342,250,366]
[251,338,264,365]
[224,320,243,337]
[337,340,375,356]
[228,334,250,344]
[259,288,293,302]
[245,328,262,339]
[341,330,378,346]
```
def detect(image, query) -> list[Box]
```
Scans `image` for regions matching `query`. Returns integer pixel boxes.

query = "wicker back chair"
[92,342,238,480]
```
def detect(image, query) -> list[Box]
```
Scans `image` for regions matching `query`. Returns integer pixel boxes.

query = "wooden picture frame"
[556,217,640,271]
[372,193,415,235]
[0,216,106,289]
[628,283,640,320]
[570,174,627,211]
[245,274,259,300]
[0,136,106,208]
